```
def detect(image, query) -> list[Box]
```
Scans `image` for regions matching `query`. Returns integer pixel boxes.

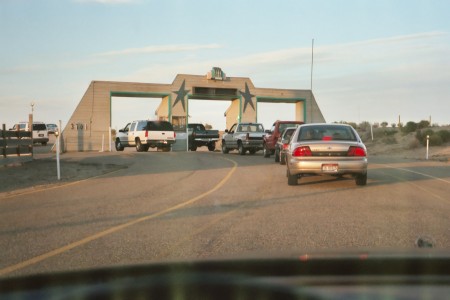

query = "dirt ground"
[0,155,126,197]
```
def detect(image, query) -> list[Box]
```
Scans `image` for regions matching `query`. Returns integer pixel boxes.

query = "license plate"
[322,164,338,172]
[39,134,44,137]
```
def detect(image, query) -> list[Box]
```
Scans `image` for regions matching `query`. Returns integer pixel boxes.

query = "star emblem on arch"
[240,82,255,112]
[173,80,190,112]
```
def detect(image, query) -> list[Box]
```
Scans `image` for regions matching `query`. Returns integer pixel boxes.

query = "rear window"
[279,123,301,133]
[297,125,357,142]
[147,121,174,131]
[33,124,47,131]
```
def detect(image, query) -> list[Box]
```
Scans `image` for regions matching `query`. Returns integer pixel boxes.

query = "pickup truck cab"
[115,120,176,152]
[263,120,304,158]
[187,123,219,151]
[221,122,265,155]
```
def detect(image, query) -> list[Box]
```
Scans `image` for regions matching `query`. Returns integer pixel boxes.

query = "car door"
[224,124,237,148]
[128,122,137,146]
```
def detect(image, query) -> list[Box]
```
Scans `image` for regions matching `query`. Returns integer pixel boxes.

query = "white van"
[11,122,49,145]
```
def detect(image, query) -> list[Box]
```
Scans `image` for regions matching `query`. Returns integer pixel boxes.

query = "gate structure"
[62,68,325,151]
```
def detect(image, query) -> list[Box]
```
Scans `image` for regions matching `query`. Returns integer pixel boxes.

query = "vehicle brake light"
[292,146,312,157]
[174,132,176,138]
[282,143,289,150]
[145,130,148,138]
[347,146,366,157]
[322,136,332,141]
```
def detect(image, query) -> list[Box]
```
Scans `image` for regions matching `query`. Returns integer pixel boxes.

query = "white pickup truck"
[115,120,176,152]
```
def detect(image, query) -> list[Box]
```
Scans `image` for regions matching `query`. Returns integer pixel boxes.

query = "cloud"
[94,44,222,57]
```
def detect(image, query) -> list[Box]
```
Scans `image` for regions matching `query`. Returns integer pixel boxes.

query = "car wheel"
[162,146,171,152]
[207,143,216,151]
[221,141,229,154]
[135,139,144,152]
[249,149,256,155]
[190,145,197,151]
[355,173,367,186]
[115,139,124,151]
[263,143,270,158]
[287,169,298,186]
[274,148,280,163]
[280,153,286,165]
[238,142,246,155]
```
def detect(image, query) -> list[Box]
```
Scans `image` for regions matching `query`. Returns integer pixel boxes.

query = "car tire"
[274,148,280,162]
[287,169,298,186]
[115,139,124,151]
[135,139,144,152]
[162,146,171,152]
[221,141,229,154]
[355,173,367,186]
[280,153,286,165]
[238,142,246,155]
[263,143,270,158]
[190,145,197,151]
[207,143,216,152]
[249,149,256,155]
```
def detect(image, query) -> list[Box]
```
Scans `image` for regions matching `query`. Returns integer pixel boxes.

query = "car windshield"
[1,1,450,293]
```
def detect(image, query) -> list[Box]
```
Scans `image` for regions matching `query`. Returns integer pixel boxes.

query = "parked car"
[263,120,304,158]
[221,122,265,155]
[274,127,297,165]
[46,123,58,134]
[286,123,368,186]
[115,120,176,152]
[10,122,49,145]
[187,123,219,151]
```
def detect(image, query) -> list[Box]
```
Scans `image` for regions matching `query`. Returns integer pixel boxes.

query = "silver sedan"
[286,123,368,186]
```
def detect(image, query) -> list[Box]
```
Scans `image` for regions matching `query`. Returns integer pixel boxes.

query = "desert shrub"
[437,130,450,143]
[402,121,417,133]
[428,134,443,146]
[407,139,420,149]
[358,121,371,132]
[381,121,388,128]
[382,137,397,144]
[417,120,430,129]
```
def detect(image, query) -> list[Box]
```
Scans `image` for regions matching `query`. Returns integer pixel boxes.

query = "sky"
[1,0,449,131]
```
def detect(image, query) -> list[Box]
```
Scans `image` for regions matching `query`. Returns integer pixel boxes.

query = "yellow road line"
[0,157,238,276]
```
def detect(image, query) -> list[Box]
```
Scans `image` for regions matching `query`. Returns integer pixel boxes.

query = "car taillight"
[282,143,289,150]
[145,130,148,138]
[292,146,312,157]
[347,146,366,157]
[174,132,176,138]
[192,132,196,138]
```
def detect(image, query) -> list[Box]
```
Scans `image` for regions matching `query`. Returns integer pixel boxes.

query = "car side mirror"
[225,129,229,133]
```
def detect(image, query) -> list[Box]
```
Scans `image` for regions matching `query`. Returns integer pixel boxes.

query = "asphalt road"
[1,148,449,278]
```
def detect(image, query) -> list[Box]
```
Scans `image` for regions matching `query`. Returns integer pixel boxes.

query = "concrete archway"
[62,68,325,151]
